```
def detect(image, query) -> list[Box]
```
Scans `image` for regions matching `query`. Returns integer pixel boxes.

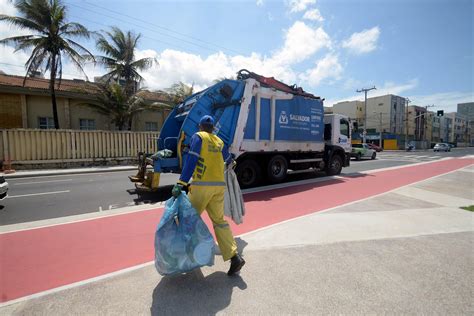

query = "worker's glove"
[171,184,183,198]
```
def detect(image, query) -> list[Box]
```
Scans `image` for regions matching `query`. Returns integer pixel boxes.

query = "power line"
[66,2,244,56]
[0,62,91,79]
[68,14,204,56]
[81,0,245,55]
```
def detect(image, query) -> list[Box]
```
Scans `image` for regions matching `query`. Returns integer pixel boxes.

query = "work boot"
[227,254,245,276]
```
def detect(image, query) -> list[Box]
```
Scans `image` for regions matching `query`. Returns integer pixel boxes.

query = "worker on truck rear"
[172,115,246,276]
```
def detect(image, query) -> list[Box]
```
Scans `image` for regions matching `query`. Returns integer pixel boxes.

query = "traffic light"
[437,110,444,116]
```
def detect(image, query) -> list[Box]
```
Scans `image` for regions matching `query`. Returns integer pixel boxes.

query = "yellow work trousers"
[188,185,237,261]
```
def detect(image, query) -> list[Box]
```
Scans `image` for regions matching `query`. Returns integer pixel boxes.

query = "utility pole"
[424,104,435,148]
[405,97,411,148]
[378,112,383,148]
[357,86,376,143]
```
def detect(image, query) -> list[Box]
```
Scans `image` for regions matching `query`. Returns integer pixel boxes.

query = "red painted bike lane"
[1,158,472,303]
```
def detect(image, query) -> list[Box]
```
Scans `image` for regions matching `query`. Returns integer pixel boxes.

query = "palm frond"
[0,14,45,33]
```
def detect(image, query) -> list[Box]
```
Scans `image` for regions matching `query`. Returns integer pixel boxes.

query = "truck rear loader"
[130,69,352,190]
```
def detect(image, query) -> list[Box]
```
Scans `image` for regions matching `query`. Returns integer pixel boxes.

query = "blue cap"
[199,115,215,126]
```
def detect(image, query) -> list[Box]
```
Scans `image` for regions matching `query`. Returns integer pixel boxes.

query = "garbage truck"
[130,69,352,190]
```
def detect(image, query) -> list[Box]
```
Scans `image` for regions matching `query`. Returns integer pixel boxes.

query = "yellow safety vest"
[192,131,225,186]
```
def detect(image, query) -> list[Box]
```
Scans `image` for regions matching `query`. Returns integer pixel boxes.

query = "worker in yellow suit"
[172,115,245,276]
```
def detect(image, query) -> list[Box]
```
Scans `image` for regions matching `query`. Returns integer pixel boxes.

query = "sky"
[0,0,472,112]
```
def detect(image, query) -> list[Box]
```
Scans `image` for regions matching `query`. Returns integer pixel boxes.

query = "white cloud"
[286,0,317,13]
[325,79,418,107]
[300,54,343,86]
[134,20,331,90]
[408,91,474,112]
[303,9,324,22]
[256,0,264,6]
[272,21,331,65]
[0,0,16,16]
[342,26,380,55]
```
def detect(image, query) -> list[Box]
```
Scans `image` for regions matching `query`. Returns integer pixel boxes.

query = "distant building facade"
[0,74,173,131]
[333,94,406,135]
[457,102,474,145]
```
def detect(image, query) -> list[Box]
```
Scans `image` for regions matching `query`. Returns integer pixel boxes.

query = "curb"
[2,166,138,179]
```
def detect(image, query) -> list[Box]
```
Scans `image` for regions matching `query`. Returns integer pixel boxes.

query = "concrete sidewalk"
[1,165,473,315]
[1,165,140,178]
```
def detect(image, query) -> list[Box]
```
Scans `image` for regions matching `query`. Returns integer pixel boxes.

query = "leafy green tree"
[166,81,194,105]
[0,0,94,129]
[87,83,170,131]
[95,27,155,97]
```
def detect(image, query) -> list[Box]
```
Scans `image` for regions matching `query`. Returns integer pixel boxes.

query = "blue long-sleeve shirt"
[178,133,231,184]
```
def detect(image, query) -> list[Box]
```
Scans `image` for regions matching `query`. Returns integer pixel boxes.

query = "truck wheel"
[356,153,362,161]
[235,159,261,188]
[326,155,343,176]
[267,155,288,183]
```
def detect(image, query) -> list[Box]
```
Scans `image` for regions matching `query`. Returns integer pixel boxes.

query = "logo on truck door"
[279,111,289,125]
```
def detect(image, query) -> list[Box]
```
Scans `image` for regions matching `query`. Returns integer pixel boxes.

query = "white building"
[333,94,406,135]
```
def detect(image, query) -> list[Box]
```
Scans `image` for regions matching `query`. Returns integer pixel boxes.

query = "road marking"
[7,190,71,199]
[0,157,466,234]
[13,179,73,186]
[0,161,472,306]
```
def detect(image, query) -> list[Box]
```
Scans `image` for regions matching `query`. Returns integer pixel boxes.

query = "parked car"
[0,175,8,201]
[433,143,451,152]
[351,143,376,160]
[367,143,383,152]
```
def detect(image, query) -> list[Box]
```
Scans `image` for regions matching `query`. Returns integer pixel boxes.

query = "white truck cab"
[324,114,352,154]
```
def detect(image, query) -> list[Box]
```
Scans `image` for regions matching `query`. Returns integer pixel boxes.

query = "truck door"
[338,118,351,152]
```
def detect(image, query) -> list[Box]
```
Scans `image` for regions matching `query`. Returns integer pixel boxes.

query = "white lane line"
[13,179,73,186]
[7,190,71,198]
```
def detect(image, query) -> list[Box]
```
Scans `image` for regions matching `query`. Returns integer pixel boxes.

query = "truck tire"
[267,155,288,183]
[326,155,343,176]
[356,153,362,161]
[235,159,261,188]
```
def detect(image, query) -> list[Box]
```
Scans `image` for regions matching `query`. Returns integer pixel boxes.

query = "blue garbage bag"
[154,192,215,276]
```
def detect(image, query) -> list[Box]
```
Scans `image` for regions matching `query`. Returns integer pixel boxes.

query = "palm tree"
[166,81,194,105]
[95,27,155,97]
[88,83,169,131]
[0,0,94,129]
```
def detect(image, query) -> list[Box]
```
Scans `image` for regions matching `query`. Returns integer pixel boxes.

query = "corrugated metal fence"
[0,129,159,162]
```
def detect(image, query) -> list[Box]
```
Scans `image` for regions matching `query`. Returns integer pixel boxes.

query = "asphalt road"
[1,148,472,226]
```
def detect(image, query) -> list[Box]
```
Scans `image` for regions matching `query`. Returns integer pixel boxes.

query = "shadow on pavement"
[150,269,247,315]
[214,237,248,257]
[342,172,375,178]
[130,185,176,204]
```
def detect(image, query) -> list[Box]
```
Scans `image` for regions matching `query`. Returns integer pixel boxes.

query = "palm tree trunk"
[50,54,60,129]
[127,116,133,131]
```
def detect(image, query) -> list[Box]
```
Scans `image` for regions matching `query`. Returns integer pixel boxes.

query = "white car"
[0,175,9,201]
[433,143,451,152]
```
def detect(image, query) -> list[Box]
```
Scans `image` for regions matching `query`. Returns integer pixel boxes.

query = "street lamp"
[357,86,376,143]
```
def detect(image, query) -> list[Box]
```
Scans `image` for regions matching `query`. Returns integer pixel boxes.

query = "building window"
[145,121,158,131]
[79,119,96,130]
[38,117,55,129]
